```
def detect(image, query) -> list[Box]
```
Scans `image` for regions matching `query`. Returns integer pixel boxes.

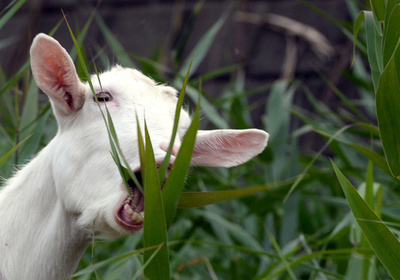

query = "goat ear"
[191,129,269,167]
[30,33,85,116]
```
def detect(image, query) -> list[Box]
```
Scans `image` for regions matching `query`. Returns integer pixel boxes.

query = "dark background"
[0,0,357,149]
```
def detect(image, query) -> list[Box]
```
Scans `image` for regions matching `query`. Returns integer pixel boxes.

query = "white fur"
[0,33,269,280]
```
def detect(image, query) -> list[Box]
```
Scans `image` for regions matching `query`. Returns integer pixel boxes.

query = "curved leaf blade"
[0,134,31,166]
[382,4,400,67]
[142,123,170,280]
[162,93,200,227]
[178,178,297,209]
[331,160,400,279]
[370,0,386,21]
[376,41,400,178]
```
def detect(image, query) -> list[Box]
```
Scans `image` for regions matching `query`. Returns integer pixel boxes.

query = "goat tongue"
[132,186,142,206]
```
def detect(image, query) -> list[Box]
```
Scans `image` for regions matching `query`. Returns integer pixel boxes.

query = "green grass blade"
[257,247,371,280]
[177,9,229,78]
[331,160,400,279]
[132,243,165,280]
[68,9,96,62]
[384,1,400,24]
[94,66,141,195]
[105,106,142,194]
[95,14,136,68]
[266,80,295,182]
[0,61,30,99]
[66,14,141,198]
[352,10,382,90]
[72,245,160,277]
[382,4,400,67]
[352,11,366,66]
[177,178,299,209]
[314,128,391,176]
[20,79,38,139]
[162,90,200,227]
[143,122,170,279]
[376,39,400,178]
[64,14,139,208]
[63,12,94,93]
[370,0,386,21]
[19,107,53,162]
[105,112,142,200]
[0,134,31,166]
[0,0,26,30]
[180,83,229,129]
[158,59,193,184]
[365,160,374,209]
[319,73,369,122]
[197,209,265,253]
[172,11,230,129]
[265,229,297,280]
[284,124,352,201]
[364,11,383,91]
[136,116,145,177]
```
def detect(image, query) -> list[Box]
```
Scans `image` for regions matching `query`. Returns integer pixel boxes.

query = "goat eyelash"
[95,91,113,102]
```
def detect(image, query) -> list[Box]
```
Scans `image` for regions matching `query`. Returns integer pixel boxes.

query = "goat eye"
[95,91,113,102]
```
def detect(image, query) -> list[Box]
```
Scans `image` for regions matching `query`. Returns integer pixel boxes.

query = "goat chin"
[0,33,269,280]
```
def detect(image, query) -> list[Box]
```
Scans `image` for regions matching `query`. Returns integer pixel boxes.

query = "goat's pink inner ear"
[191,129,269,168]
[30,34,85,116]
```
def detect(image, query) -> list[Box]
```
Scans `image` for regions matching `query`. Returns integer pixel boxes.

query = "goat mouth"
[115,171,145,230]
[115,166,171,231]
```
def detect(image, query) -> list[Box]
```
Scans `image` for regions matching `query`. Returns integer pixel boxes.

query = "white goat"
[0,33,269,280]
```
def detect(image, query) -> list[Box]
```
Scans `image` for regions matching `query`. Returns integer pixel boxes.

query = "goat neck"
[0,140,90,279]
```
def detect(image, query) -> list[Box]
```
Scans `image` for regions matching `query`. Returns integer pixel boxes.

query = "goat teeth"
[123,203,143,223]
[129,209,136,217]
[130,212,144,223]
[124,204,135,216]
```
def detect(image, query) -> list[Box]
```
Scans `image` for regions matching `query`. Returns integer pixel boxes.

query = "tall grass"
[1,1,400,279]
